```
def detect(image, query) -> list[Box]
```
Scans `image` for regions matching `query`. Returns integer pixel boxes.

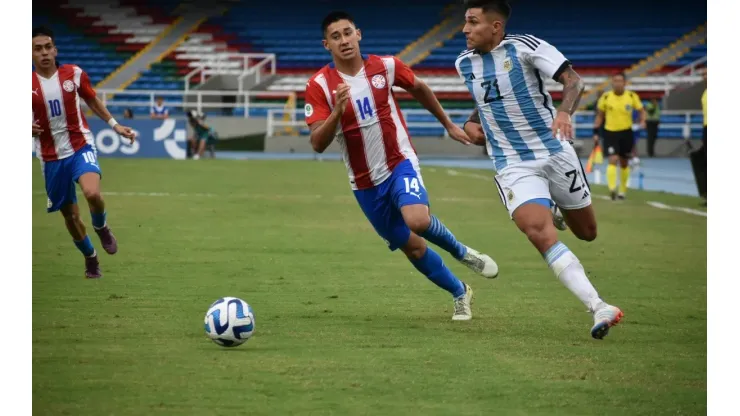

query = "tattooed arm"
[557,67,585,115]
[550,66,585,140]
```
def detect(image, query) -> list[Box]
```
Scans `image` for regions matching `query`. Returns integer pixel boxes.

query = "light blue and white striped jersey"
[455,34,570,171]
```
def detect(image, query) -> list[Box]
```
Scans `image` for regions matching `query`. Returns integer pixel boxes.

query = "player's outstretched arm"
[462,108,486,146]
[85,96,136,143]
[551,67,585,140]
[405,77,472,145]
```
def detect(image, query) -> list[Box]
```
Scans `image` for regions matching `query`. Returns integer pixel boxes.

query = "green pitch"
[32,158,706,415]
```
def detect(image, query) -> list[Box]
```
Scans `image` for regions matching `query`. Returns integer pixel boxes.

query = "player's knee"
[62,210,81,224]
[82,187,101,202]
[404,213,431,235]
[577,224,598,242]
[521,221,556,250]
[401,234,427,260]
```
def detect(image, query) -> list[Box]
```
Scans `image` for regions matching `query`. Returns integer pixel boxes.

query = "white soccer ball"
[204,297,255,347]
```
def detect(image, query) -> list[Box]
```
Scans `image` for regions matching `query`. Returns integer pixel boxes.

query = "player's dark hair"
[464,0,512,21]
[32,26,55,42]
[613,72,627,80]
[321,11,355,36]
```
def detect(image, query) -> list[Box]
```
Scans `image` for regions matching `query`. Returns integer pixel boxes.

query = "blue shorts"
[353,159,429,251]
[43,144,102,213]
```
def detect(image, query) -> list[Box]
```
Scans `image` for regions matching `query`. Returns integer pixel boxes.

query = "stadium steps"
[397,3,465,66]
[579,23,707,109]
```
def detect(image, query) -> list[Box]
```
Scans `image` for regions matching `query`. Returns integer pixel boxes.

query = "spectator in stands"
[150,96,169,119]
[644,98,661,157]
[186,110,218,160]
[123,108,134,119]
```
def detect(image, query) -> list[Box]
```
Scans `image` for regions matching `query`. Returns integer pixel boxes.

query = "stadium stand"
[32,1,180,86]
[36,0,704,141]
[206,1,451,69]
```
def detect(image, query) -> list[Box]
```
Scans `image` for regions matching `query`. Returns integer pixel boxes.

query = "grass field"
[32,158,707,415]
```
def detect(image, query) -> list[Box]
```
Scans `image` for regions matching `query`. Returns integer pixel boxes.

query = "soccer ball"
[204,297,255,347]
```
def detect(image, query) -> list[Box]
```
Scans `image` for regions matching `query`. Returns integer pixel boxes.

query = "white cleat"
[460,246,499,279]
[552,204,568,231]
[452,283,473,321]
[590,304,624,339]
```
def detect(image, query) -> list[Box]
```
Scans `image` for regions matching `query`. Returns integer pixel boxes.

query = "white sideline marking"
[646,201,707,217]
[446,169,491,181]
[32,191,493,204]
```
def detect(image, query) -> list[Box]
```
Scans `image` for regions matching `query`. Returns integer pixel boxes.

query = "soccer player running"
[32,26,136,278]
[304,11,499,321]
[593,73,646,200]
[457,0,622,339]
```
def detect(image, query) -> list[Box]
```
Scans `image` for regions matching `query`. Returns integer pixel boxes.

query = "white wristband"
[108,118,118,128]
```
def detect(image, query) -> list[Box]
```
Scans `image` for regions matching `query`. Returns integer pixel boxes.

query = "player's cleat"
[460,246,499,278]
[610,191,617,201]
[590,304,624,339]
[617,194,626,201]
[551,204,568,231]
[95,225,118,255]
[452,283,473,321]
[85,254,102,279]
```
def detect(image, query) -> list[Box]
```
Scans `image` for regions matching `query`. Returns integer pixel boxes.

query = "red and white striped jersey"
[304,55,418,190]
[32,64,96,162]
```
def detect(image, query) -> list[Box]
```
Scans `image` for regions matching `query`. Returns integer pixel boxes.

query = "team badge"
[46,198,52,209]
[503,58,513,72]
[63,80,75,92]
[507,189,515,202]
[304,104,313,117]
[371,74,386,89]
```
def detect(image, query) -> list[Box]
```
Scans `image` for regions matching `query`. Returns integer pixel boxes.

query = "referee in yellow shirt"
[593,73,646,200]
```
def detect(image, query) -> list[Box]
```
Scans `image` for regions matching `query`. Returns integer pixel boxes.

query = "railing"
[183,53,277,92]
[238,54,277,92]
[267,108,705,139]
[663,56,707,96]
[95,89,295,118]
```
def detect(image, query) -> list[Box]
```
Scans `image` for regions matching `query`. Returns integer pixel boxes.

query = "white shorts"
[493,143,591,218]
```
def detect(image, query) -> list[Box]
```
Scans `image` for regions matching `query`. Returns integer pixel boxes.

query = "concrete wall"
[664,81,707,110]
[182,116,268,138]
[265,135,704,159]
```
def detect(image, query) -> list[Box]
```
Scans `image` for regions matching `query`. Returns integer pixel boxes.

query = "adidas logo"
[582,190,590,200]
[468,73,476,80]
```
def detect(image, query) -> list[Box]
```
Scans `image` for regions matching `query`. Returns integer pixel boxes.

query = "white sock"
[544,242,604,312]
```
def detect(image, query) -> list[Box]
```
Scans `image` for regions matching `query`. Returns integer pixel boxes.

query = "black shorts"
[603,129,634,158]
